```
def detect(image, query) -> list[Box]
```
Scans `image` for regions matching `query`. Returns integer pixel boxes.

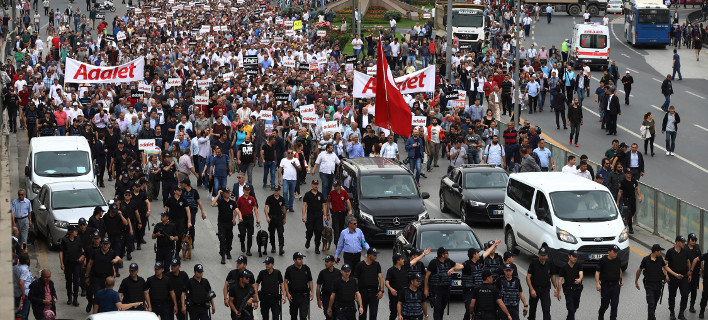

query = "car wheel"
[439,192,450,213]
[459,203,468,224]
[505,228,520,254]
[46,225,58,251]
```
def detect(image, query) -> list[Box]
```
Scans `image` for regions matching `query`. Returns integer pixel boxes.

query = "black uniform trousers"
[89,276,108,307]
[260,294,282,320]
[690,273,700,308]
[152,303,172,320]
[162,180,176,205]
[504,305,520,320]
[474,310,496,320]
[289,292,309,320]
[644,281,663,319]
[322,293,333,320]
[388,293,398,320]
[189,305,211,320]
[218,221,234,256]
[606,113,618,135]
[305,214,323,248]
[462,288,474,320]
[335,303,357,320]
[189,210,197,245]
[359,288,379,320]
[555,109,567,130]
[431,286,450,320]
[668,275,689,314]
[109,236,124,275]
[563,287,582,320]
[156,247,174,270]
[239,215,255,251]
[598,283,620,320]
[343,252,361,269]
[268,216,285,249]
[64,261,81,297]
[96,162,106,185]
[528,286,551,320]
[331,211,346,245]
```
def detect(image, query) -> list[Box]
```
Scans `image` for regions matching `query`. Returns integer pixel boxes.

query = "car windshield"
[420,230,480,250]
[452,14,484,28]
[34,151,91,177]
[360,174,418,198]
[549,190,619,221]
[464,172,508,188]
[52,188,106,210]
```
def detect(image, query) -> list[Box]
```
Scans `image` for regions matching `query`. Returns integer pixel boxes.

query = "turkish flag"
[374,37,412,137]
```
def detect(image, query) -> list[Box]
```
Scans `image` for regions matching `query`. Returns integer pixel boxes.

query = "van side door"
[528,191,555,251]
[506,179,536,252]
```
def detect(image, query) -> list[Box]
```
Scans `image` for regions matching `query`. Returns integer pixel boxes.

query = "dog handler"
[264,186,287,256]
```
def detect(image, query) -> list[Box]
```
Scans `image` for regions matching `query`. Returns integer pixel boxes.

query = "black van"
[338,157,430,241]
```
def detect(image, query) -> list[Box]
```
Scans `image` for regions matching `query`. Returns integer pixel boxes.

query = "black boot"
[678,312,687,320]
[126,252,132,260]
[72,296,80,307]
[226,253,232,260]
[691,307,697,313]
[241,242,246,253]
[699,309,705,318]
[279,246,285,256]
[271,244,276,254]
[136,244,141,251]
[246,237,253,256]
[80,288,86,297]
[67,296,73,305]
[221,254,226,264]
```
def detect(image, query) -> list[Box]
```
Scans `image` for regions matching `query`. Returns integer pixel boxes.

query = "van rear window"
[579,34,608,49]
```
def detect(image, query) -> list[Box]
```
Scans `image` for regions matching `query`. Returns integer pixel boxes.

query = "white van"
[568,23,611,69]
[503,173,629,269]
[25,136,95,200]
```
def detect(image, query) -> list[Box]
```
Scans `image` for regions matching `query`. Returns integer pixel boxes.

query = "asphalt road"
[520,12,708,210]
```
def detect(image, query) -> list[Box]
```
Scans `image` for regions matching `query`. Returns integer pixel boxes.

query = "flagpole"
[379,34,393,133]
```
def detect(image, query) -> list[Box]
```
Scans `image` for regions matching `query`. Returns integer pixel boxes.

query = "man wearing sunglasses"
[334,216,369,268]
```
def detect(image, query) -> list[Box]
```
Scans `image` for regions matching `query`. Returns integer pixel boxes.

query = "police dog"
[321,225,333,255]
[181,234,193,261]
[256,229,269,257]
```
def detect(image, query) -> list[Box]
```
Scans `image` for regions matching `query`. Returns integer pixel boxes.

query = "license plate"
[589,254,606,260]
[386,230,400,235]
[493,210,504,215]
[451,280,461,286]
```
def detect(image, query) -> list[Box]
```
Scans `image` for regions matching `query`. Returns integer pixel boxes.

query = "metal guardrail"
[496,122,707,245]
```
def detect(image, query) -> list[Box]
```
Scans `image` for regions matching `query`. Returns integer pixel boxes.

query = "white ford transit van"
[25,136,95,200]
[503,172,629,269]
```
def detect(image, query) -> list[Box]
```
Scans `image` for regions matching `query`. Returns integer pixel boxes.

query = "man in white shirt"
[483,135,506,168]
[351,35,364,59]
[380,135,399,160]
[278,148,301,212]
[311,144,340,199]
[576,162,592,180]
[390,38,401,70]
[583,10,591,22]
[562,155,579,174]
[426,118,443,170]
[390,18,397,34]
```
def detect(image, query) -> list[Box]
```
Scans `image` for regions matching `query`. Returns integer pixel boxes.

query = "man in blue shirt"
[563,65,575,103]
[405,128,426,185]
[672,49,682,80]
[334,216,370,268]
[532,139,555,171]
[93,276,142,313]
[210,146,231,197]
[346,135,365,158]
[11,189,32,245]
[526,75,541,113]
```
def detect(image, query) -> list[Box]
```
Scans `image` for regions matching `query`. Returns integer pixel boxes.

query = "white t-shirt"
[279,157,299,181]
[351,38,363,50]
[390,19,397,27]
[583,12,590,20]
[602,16,609,25]
[562,165,579,174]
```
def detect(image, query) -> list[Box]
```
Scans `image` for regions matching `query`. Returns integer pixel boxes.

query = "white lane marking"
[686,91,706,99]
[621,53,630,58]
[695,124,708,132]
[592,76,600,82]
[609,21,641,55]
[617,89,634,97]
[652,78,662,82]
[626,68,638,73]
[650,105,664,111]
[581,105,708,175]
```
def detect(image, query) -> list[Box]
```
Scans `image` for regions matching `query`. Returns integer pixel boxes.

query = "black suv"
[393,219,484,294]
[338,157,430,241]
[439,165,509,223]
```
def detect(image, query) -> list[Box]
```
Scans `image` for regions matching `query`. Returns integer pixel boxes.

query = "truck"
[522,0,608,17]
[434,1,486,52]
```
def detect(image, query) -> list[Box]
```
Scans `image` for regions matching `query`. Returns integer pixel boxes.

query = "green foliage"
[384,10,403,22]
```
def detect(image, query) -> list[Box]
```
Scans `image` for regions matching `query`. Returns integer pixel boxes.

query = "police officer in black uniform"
[556,251,583,320]
[229,270,258,320]
[184,264,216,320]
[182,178,205,246]
[500,251,519,279]
[463,241,501,320]
[168,258,190,320]
[595,245,623,320]
[85,237,122,313]
[78,220,98,297]
[424,247,464,320]
[153,212,178,269]
[224,255,258,310]
[317,255,340,320]
[264,185,287,255]
[161,152,178,204]
[327,264,364,320]
[386,253,410,320]
[213,188,238,264]
[469,270,513,320]
[145,261,177,319]
[103,204,131,275]
[405,248,430,280]
[666,235,692,320]
[59,225,83,306]
[82,231,102,311]
[120,189,140,261]
[284,252,314,320]
[498,263,527,320]
[354,247,384,320]
[165,186,192,237]
[257,256,285,320]
[302,180,326,254]
[397,273,427,320]
[483,240,504,280]
[526,247,556,320]
[635,244,670,320]
[686,233,701,313]
[118,263,146,310]
[131,181,151,250]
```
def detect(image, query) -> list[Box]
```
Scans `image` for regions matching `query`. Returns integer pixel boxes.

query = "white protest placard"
[275,18,283,25]
[195,95,209,105]
[317,56,327,65]
[168,0,174,3]
[309,62,319,71]
[117,33,127,41]
[138,83,152,93]
[283,60,296,68]
[345,63,353,74]
[285,29,295,37]
[197,79,211,88]
[299,104,315,115]
[200,25,211,33]
[322,121,339,133]
[230,7,237,12]
[366,66,376,76]
[284,20,293,27]
[457,90,467,100]
[149,17,157,23]
[223,72,233,80]
[138,139,156,151]
[265,123,274,136]
[217,4,224,10]
[455,100,466,108]
[259,110,273,121]
[158,19,167,26]
[260,38,269,45]
[151,8,159,12]
[208,36,214,43]
[274,36,283,43]
[237,0,244,3]
[423,13,431,19]
[174,4,183,10]
[134,8,142,14]
[301,114,318,124]
[220,26,227,32]
[412,116,427,126]
[317,30,327,37]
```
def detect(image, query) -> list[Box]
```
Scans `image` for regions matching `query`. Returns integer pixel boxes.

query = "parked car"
[439,165,509,223]
[32,181,109,250]
[606,0,623,13]
[393,219,483,294]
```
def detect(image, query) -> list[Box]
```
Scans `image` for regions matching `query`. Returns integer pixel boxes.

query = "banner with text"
[353,65,435,98]
[65,57,145,84]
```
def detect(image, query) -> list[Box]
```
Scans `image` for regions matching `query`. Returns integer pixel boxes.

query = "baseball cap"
[538,247,549,256]
[486,240,495,249]
[411,248,423,256]
[264,256,275,264]
[311,179,319,185]
[503,251,516,260]
[171,258,181,266]
[568,250,579,257]
[367,248,379,255]
[242,184,251,190]
[324,255,335,262]
[239,270,251,277]
[437,247,448,257]
[222,187,231,193]
[410,273,423,282]
[676,235,687,243]
[93,206,105,214]
[503,263,514,271]
[92,231,101,239]
[610,245,620,252]
[101,237,110,244]
[161,211,169,217]
[651,244,665,252]
[392,253,403,263]
[619,142,628,148]
[129,263,139,271]
[118,140,124,144]
[273,185,281,191]
[154,261,164,269]
[78,218,87,225]
[482,270,493,279]
[109,204,119,212]
[237,255,248,264]
[293,252,306,259]
[68,225,78,232]
[341,264,352,271]
[194,264,204,272]
[688,233,698,241]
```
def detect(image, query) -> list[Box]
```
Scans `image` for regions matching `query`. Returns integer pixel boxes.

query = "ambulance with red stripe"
[568,23,611,69]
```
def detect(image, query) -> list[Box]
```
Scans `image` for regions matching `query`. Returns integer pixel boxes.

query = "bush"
[329,32,352,51]
[384,10,403,22]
